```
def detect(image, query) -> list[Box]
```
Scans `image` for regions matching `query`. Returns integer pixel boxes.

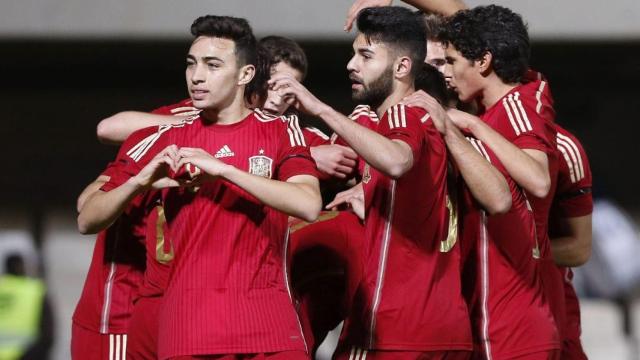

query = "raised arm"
[448,109,551,198]
[344,0,467,31]
[269,74,414,179]
[176,148,322,222]
[403,91,511,214]
[77,145,181,234]
[97,112,187,145]
[76,175,109,213]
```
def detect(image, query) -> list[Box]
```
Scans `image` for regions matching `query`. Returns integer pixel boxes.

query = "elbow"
[529,175,551,198]
[386,158,412,180]
[77,214,98,235]
[96,118,114,144]
[572,248,591,267]
[486,193,512,216]
[300,198,322,223]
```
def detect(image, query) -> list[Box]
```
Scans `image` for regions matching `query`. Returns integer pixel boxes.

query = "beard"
[351,65,394,109]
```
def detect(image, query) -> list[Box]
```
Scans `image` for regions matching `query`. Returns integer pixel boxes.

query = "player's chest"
[178,131,279,179]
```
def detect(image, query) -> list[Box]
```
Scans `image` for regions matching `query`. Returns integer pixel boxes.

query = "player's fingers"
[337,145,358,159]
[339,157,357,168]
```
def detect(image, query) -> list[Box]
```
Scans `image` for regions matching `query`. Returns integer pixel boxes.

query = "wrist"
[126,176,147,194]
[218,163,236,179]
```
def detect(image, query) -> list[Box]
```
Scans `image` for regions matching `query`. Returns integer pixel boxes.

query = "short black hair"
[245,44,272,107]
[259,36,308,81]
[190,15,258,67]
[356,6,427,78]
[440,5,530,84]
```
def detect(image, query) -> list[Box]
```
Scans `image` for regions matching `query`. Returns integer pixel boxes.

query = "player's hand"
[326,182,365,220]
[344,0,393,31]
[177,147,231,181]
[133,145,182,190]
[446,108,478,131]
[401,90,448,134]
[310,145,358,179]
[268,74,328,118]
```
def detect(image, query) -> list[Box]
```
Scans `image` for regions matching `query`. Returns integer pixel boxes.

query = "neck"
[479,74,519,109]
[201,92,252,125]
[376,82,415,119]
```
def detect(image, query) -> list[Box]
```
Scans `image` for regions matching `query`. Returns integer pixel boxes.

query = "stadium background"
[1,0,639,359]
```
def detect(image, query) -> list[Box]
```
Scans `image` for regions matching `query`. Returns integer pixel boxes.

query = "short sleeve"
[276,116,318,181]
[101,125,171,192]
[498,91,556,155]
[552,127,593,218]
[303,127,331,147]
[378,104,425,162]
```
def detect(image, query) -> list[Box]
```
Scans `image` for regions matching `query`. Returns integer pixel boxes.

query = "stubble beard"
[351,65,394,110]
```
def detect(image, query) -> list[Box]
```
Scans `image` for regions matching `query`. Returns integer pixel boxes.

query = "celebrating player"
[271,7,472,358]
[79,15,322,360]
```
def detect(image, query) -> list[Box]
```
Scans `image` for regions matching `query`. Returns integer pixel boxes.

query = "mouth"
[349,76,364,90]
[190,89,209,100]
[261,107,280,117]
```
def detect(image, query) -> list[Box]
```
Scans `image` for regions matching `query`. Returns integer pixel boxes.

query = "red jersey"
[549,124,593,360]
[460,137,559,359]
[103,111,317,358]
[343,104,471,351]
[73,162,147,334]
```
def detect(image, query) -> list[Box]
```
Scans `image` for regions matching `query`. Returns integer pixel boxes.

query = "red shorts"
[562,270,587,360]
[333,346,471,360]
[127,296,162,360]
[170,351,308,360]
[71,322,127,360]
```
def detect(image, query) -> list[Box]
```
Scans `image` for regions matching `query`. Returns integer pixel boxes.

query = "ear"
[477,51,492,74]
[394,56,413,80]
[237,64,255,86]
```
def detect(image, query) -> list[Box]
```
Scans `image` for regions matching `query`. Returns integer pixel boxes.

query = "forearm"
[222,166,322,222]
[468,119,550,197]
[97,112,186,144]
[77,176,109,212]
[403,0,467,16]
[551,214,592,266]
[444,125,511,214]
[317,105,412,178]
[77,179,142,234]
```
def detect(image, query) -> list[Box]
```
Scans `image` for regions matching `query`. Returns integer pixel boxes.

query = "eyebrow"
[186,54,225,63]
[356,48,374,56]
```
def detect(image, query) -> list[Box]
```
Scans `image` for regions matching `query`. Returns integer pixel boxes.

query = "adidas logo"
[214,145,235,158]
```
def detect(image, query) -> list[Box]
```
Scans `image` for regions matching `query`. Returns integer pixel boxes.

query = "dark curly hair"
[259,36,308,81]
[415,63,449,105]
[356,6,427,79]
[440,5,530,84]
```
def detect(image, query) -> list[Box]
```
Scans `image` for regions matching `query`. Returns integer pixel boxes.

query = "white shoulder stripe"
[502,98,521,135]
[305,127,330,140]
[557,133,585,180]
[535,81,546,114]
[387,107,394,129]
[400,104,406,128]
[557,142,578,183]
[170,106,199,114]
[286,115,306,146]
[507,94,528,133]
[126,124,173,162]
[513,93,533,131]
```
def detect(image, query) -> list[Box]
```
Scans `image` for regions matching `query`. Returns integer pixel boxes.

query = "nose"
[346,54,357,74]
[190,63,205,84]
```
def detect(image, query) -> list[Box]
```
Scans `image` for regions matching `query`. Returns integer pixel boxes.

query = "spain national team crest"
[249,149,273,179]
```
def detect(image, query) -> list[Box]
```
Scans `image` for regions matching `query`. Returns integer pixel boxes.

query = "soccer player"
[73,102,196,360]
[549,124,593,359]
[270,7,472,359]
[78,15,321,360]
[438,5,561,359]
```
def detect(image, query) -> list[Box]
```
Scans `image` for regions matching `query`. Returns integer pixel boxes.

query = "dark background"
[2,39,639,213]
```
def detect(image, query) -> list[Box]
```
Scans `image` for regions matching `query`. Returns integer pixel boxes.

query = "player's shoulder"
[123,115,199,162]
[151,98,200,116]
[348,104,378,121]
[383,103,426,126]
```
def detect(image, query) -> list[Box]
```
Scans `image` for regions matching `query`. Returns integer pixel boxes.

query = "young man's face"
[347,33,394,107]
[444,45,484,103]
[262,61,304,116]
[186,36,243,110]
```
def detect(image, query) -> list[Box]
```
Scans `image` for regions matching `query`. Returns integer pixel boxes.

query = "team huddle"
[73,0,593,359]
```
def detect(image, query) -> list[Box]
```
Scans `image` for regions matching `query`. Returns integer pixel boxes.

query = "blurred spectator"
[0,254,53,360]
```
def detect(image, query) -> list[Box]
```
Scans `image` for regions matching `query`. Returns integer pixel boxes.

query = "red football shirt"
[73,100,198,335]
[549,124,593,359]
[460,137,559,359]
[103,111,317,358]
[342,104,471,351]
